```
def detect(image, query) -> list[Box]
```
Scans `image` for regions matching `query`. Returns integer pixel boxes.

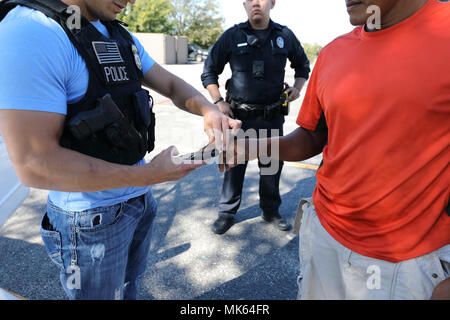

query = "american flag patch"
[92,41,124,64]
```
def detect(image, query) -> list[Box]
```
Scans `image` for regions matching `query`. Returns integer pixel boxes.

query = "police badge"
[276,36,284,49]
[131,44,142,71]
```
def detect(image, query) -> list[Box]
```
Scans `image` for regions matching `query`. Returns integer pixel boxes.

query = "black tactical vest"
[227,21,289,105]
[0,0,155,165]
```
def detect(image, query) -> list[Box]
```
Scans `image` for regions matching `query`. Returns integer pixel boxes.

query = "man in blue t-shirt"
[0,0,240,300]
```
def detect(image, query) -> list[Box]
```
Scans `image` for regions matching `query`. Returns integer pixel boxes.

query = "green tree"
[170,0,224,48]
[302,43,323,64]
[118,0,224,48]
[117,0,174,34]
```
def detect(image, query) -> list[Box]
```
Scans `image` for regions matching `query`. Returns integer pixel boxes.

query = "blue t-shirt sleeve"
[0,12,71,114]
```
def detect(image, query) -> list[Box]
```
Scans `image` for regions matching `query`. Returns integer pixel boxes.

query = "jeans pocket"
[40,212,64,271]
[76,202,123,233]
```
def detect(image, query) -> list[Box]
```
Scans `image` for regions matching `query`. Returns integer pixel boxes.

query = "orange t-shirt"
[297,0,450,262]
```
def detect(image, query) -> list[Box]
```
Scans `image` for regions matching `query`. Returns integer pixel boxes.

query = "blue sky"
[219,0,354,46]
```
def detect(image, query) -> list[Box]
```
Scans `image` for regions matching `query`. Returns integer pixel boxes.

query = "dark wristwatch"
[213,97,224,104]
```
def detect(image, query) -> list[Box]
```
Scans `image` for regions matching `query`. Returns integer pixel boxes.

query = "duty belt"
[230,100,282,121]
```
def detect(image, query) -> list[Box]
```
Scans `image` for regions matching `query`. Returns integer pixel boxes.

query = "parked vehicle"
[188,43,209,62]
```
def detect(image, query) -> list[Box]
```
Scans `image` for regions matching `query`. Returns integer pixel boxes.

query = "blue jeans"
[40,191,158,300]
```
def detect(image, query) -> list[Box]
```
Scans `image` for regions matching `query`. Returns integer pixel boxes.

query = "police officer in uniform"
[202,0,310,234]
[0,0,239,299]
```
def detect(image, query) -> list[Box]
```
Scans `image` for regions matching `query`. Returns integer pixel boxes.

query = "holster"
[64,91,155,165]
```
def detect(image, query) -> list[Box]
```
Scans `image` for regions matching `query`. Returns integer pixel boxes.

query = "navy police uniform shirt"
[201,20,310,105]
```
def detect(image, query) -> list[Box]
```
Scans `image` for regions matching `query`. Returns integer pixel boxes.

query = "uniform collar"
[238,19,282,32]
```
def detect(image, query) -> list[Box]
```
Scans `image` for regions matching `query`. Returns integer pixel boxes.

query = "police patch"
[92,41,124,64]
[276,37,284,49]
[131,44,142,71]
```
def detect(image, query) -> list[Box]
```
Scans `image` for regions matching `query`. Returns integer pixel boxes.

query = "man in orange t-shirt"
[221,0,449,299]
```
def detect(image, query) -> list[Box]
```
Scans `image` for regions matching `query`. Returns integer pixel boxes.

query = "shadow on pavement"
[0,163,317,300]
[0,236,65,300]
[138,165,316,300]
[195,236,299,300]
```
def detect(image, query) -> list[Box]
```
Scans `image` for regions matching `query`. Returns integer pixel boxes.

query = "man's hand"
[285,86,300,102]
[216,100,234,118]
[202,105,241,152]
[218,137,261,173]
[430,278,450,300]
[143,146,205,184]
[285,78,307,102]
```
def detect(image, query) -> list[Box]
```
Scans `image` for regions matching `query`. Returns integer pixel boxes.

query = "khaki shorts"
[294,198,450,300]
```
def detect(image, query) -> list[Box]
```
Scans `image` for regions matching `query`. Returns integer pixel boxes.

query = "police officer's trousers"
[218,115,284,218]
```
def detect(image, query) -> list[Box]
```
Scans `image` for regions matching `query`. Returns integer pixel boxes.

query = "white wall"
[134,33,189,65]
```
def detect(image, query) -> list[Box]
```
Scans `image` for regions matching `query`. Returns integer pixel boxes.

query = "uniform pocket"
[271,47,288,70]
[231,47,252,72]
[271,47,288,56]
[40,212,64,271]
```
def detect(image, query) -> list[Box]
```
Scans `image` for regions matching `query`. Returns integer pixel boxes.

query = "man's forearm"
[221,127,326,172]
[16,145,150,192]
[293,77,307,92]
[206,83,222,102]
[0,110,153,192]
[165,75,213,116]
[264,127,327,162]
[143,63,214,117]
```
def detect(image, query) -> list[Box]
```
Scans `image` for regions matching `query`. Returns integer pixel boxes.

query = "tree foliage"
[302,43,323,64]
[118,0,224,48]
[117,0,174,34]
[170,0,224,48]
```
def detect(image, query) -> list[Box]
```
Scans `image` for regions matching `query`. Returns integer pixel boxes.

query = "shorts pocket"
[40,212,64,271]
[297,198,314,299]
[393,251,443,299]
